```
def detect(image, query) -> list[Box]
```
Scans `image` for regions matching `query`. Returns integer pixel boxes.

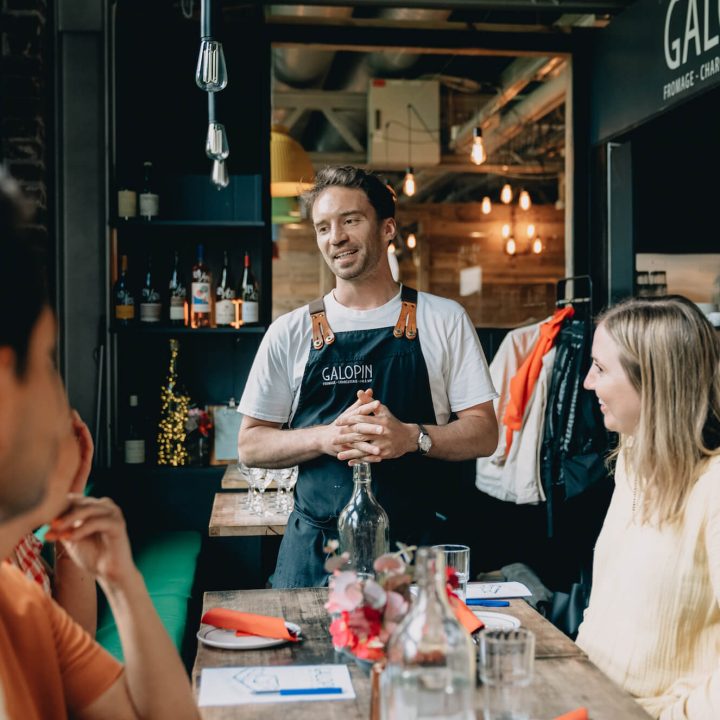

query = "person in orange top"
[9,410,96,634]
[0,168,199,719]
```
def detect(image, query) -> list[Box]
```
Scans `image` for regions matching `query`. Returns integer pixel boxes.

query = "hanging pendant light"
[500,183,513,205]
[402,167,416,197]
[195,0,227,92]
[505,238,517,256]
[205,122,229,160]
[406,232,417,249]
[501,223,511,239]
[211,159,229,189]
[470,127,487,166]
[481,196,492,215]
[519,189,532,211]
[526,223,536,238]
[403,104,417,197]
[532,237,543,254]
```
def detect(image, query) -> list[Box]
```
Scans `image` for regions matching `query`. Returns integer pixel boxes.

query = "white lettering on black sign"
[664,0,719,70]
[321,363,373,386]
[661,0,720,101]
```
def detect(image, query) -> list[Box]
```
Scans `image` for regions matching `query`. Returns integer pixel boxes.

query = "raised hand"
[335,400,416,465]
[45,495,135,589]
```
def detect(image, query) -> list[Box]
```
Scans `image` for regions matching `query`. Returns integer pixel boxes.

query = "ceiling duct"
[271,7,451,156]
[271,6,353,87]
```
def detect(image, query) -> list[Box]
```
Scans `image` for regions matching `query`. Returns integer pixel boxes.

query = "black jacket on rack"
[538,314,614,636]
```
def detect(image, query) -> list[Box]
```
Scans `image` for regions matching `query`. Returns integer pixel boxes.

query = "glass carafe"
[337,462,390,579]
[381,547,476,720]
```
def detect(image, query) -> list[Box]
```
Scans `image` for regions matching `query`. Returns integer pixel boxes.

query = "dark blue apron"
[272,286,445,588]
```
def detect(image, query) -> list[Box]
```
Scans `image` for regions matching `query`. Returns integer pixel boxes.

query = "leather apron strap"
[309,286,419,350]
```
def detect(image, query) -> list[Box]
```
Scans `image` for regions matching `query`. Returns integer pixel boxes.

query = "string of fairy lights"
[156,339,190,466]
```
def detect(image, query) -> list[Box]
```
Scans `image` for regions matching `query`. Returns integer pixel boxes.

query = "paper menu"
[466,581,532,599]
[198,664,355,706]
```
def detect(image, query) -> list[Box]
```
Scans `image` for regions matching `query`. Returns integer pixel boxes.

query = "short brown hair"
[302,166,396,222]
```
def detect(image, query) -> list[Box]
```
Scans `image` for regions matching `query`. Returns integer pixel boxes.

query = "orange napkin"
[201,608,299,642]
[552,709,589,720]
[448,595,484,634]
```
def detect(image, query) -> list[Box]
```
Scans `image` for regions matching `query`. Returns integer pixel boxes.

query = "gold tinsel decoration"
[157,338,190,466]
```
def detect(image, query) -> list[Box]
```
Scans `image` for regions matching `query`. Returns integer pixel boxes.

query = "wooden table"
[192,588,652,719]
[221,465,278,490]
[208,492,289,537]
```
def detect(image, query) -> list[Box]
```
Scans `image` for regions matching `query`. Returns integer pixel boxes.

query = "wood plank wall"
[272,202,566,328]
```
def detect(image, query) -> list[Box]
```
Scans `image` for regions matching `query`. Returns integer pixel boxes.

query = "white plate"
[472,611,521,631]
[197,622,301,650]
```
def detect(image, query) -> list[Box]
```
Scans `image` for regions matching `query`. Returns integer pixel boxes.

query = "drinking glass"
[273,466,299,514]
[478,629,535,720]
[248,467,271,516]
[236,462,254,510]
[432,544,470,601]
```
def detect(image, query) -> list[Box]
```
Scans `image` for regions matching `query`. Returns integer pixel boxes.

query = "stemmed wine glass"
[273,465,298,514]
[248,466,272,516]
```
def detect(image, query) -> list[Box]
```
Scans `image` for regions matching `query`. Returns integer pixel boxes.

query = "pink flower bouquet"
[324,542,414,662]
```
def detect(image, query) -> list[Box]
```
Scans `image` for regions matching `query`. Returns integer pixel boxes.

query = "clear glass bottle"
[337,462,389,579]
[381,547,476,720]
[215,249,236,326]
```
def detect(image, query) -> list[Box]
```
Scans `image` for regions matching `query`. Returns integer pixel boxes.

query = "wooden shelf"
[111,219,265,229]
[112,324,266,335]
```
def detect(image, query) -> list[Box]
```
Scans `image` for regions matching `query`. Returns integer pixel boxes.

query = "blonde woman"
[576,295,720,720]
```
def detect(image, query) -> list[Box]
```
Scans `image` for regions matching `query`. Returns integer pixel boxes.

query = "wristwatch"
[417,423,432,455]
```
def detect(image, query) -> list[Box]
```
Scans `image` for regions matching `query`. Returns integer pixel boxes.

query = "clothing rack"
[556,275,593,318]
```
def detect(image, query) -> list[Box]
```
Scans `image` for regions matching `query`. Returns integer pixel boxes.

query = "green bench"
[96,530,201,661]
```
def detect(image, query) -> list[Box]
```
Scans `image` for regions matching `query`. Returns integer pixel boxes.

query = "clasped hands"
[327,389,417,466]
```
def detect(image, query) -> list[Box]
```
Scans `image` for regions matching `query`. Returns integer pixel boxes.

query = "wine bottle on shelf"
[191,244,212,328]
[215,250,236,327]
[124,394,146,465]
[114,254,135,325]
[139,254,162,323]
[240,251,259,325]
[168,250,187,326]
[138,161,159,221]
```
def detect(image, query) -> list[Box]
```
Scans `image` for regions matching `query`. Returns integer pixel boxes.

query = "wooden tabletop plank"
[192,588,650,719]
[194,588,371,720]
[208,492,289,537]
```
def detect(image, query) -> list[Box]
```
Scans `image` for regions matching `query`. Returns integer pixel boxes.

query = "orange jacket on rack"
[502,305,575,453]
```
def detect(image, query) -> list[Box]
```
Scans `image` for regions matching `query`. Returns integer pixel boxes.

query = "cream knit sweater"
[577,452,720,720]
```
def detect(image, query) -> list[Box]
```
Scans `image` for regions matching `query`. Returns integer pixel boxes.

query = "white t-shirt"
[239,287,497,426]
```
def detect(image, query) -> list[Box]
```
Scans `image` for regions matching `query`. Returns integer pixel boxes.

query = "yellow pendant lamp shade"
[270,125,315,198]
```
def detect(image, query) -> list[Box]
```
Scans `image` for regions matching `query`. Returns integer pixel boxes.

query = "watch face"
[418,432,432,454]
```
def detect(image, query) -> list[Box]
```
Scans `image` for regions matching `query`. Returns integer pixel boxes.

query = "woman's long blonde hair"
[598,296,720,525]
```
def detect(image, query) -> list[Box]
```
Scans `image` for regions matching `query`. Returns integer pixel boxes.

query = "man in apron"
[238,166,498,588]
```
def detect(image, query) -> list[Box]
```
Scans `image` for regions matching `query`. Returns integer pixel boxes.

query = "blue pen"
[466,599,510,607]
[252,687,344,696]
